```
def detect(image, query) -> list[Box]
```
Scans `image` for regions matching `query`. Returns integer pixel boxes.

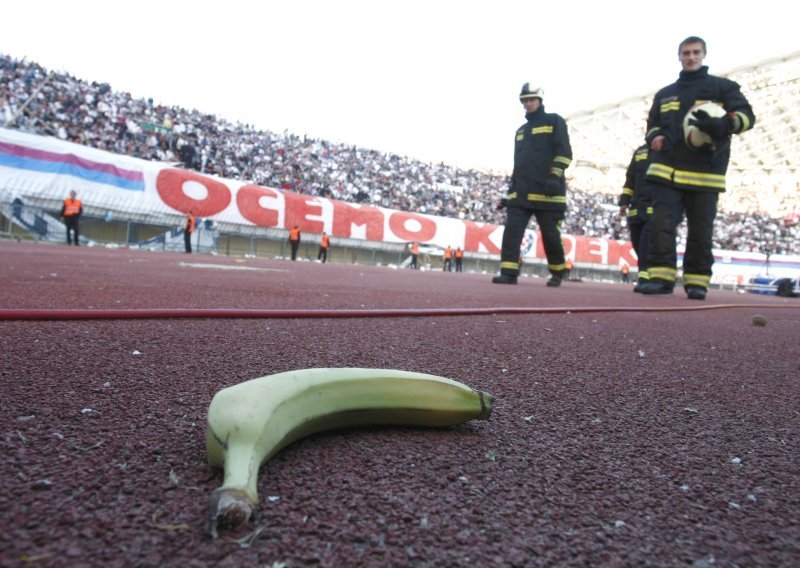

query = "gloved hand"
[496,198,509,210]
[543,176,561,196]
[688,109,731,140]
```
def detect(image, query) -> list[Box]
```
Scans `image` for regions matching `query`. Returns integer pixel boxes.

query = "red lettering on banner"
[464,221,501,254]
[611,240,638,266]
[332,202,385,240]
[283,192,324,233]
[388,212,437,242]
[569,238,636,265]
[562,234,576,258]
[584,238,609,264]
[156,169,231,216]
[536,235,547,257]
[153,168,639,266]
[237,184,281,227]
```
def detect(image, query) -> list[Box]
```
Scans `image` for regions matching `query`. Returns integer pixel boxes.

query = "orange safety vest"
[289,228,301,242]
[185,214,196,233]
[566,259,573,270]
[455,248,463,258]
[63,198,82,217]
[444,247,452,259]
[320,235,330,248]
[411,243,419,255]
[622,265,629,274]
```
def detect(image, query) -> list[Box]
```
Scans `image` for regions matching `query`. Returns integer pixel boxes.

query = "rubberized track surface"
[1,241,798,567]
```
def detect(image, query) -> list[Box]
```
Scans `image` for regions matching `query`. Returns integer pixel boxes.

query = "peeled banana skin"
[204,368,493,537]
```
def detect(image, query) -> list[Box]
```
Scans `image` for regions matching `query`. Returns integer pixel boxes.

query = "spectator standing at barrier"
[443,246,453,272]
[61,190,82,246]
[455,247,463,272]
[184,210,195,253]
[409,241,420,269]
[288,225,301,261]
[619,144,654,292]
[638,36,755,300]
[493,83,572,287]
[318,232,330,263]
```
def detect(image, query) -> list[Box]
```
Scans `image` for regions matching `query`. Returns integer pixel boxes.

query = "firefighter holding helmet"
[638,36,755,300]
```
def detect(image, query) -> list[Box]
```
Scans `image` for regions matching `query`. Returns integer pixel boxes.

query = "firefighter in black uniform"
[492,83,572,287]
[618,144,654,292]
[638,36,755,300]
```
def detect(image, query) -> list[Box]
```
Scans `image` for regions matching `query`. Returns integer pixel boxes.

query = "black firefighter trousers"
[628,214,652,277]
[499,206,565,277]
[647,182,718,289]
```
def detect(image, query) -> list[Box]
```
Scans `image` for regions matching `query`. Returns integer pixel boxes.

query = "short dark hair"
[679,36,707,55]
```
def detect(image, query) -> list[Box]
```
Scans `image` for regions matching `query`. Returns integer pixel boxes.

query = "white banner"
[2,127,798,280]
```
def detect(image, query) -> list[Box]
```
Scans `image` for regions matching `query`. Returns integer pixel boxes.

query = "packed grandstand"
[1,51,798,255]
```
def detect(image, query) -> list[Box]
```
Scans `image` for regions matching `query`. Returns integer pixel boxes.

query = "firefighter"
[184,210,196,253]
[318,232,331,263]
[288,225,301,261]
[619,144,654,292]
[493,83,572,287]
[61,190,82,246]
[638,36,755,300]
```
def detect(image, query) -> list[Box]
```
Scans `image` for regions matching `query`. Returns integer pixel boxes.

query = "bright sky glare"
[3,0,797,172]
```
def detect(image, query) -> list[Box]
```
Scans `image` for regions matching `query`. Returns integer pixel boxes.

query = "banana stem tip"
[206,487,256,539]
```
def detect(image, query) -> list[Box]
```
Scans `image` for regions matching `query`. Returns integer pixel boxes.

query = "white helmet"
[519,82,544,101]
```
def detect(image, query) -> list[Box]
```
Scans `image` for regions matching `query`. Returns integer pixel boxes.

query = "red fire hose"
[0,304,794,321]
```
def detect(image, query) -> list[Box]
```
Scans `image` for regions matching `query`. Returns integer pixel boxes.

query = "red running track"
[1,240,798,567]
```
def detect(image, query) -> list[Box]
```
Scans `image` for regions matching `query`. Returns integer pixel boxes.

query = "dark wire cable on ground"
[0,304,796,321]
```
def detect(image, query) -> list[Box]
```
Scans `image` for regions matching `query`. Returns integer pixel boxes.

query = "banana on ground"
[205,367,493,538]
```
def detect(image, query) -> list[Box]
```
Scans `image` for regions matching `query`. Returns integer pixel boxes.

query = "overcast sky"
[3,0,797,172]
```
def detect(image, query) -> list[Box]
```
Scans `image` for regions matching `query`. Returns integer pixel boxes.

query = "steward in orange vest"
[454,247,464,272]
[61,190,82,246]
[443,246,453,272]
[409,242,420,269]
[184,210,196,253]
[318,232,331,263]
[288,226,301,261]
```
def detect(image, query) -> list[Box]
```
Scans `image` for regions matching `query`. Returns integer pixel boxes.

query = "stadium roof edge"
[566,50,800,121]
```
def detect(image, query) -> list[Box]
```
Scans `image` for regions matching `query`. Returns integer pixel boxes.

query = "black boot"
[546,276,562,287]
[492,274,518,285]
[685,286,707,300]
[639,280,674,295]
[546,270,564,287]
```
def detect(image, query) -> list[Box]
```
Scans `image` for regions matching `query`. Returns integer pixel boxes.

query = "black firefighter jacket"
[619,144,653,221]
[645,66,755,192]
[508,105,573,211]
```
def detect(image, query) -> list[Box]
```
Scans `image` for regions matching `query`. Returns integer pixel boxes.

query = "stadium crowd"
[2,54,798,255]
